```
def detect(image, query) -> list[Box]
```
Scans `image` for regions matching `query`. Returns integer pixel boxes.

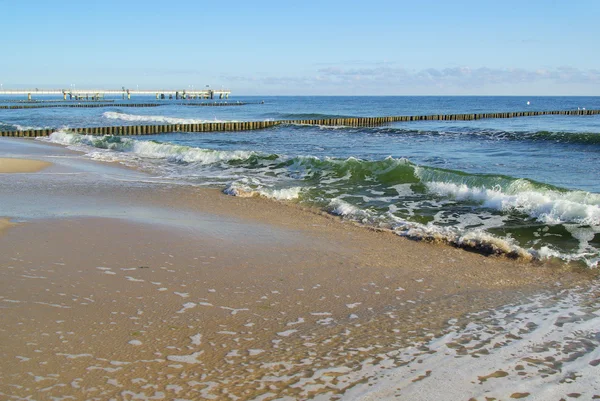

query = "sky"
[1,0,599,95]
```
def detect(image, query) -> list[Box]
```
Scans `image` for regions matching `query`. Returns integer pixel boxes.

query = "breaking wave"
[265,112,356,120]
[43,131,600,267]
[0,121,48,131]
[47,131,255,164]
[103,111,227,125]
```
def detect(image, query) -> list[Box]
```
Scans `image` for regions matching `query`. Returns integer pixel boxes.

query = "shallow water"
[343,281,600,400]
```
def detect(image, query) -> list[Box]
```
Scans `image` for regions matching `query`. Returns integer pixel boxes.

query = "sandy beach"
[0,157,51,173]
[0,138,597,400]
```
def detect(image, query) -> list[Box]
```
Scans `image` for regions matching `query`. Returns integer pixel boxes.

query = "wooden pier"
[0,102,248,110]
[1,109,598,138]
[0,88,231,101]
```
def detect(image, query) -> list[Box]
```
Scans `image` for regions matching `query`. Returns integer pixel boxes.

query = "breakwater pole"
[287,109,600,127]
[1,109,599,137]
[0,121,283,137]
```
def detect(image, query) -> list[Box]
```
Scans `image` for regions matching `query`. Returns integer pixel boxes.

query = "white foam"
[224,183,303,201]
[103,111,226,125]
[56,353,92,359]
[426,180,600,226]
[166,351,203,364]
[176,302,196,314]
[128,140,254,164]
[190,333,202,346]
[46,130,256,165]
[328,198,368,218]
[286,317,305,326]
[262,187,303,200]
[342,282,600,400]
[220,306,249,315]
[7,123,49,131]
[226,350,240,357]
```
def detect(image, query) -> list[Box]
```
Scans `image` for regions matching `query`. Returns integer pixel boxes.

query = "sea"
[1,95,599,399]
[2,95,598,267]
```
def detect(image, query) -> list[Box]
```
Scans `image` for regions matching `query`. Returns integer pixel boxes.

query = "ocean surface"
[1,95,599,267]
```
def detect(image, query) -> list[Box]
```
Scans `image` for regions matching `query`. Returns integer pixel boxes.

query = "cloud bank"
[224,65,600,95]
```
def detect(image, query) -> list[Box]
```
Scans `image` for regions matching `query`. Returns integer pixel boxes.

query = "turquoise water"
[2,96,599,265]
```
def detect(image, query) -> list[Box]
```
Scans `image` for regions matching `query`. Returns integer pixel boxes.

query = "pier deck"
[0,88,231,101]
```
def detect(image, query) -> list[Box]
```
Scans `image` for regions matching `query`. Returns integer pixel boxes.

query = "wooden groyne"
[0,121,282,137]
[1,109,598,137]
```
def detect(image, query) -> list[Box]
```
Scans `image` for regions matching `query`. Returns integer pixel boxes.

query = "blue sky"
[1,0,599,95]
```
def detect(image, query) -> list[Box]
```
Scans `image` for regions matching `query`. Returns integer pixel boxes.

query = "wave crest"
[103,111,227,125]
[47,131,255,164]
[425,180,600,226]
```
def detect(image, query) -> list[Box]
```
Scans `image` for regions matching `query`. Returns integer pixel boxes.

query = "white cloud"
[222,65,600,95]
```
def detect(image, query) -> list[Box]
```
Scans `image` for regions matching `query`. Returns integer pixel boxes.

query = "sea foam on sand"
[340,282,600,400]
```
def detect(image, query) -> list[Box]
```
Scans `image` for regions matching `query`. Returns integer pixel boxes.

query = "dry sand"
[0,138,595,400]
[0,157,51,173]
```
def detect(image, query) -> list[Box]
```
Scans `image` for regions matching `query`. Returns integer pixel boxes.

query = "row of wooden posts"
[0,121,282,137]
[1,109,598,137]
[0,102,247,110]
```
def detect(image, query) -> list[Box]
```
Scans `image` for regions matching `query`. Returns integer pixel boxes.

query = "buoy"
[526,101,530,105]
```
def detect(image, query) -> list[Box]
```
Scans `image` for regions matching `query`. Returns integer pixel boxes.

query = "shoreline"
[0,137,597,399]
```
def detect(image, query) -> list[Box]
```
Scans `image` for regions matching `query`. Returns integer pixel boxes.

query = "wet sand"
[0,218,17,236]
[0,157,51,173]
[0,138,595,400]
